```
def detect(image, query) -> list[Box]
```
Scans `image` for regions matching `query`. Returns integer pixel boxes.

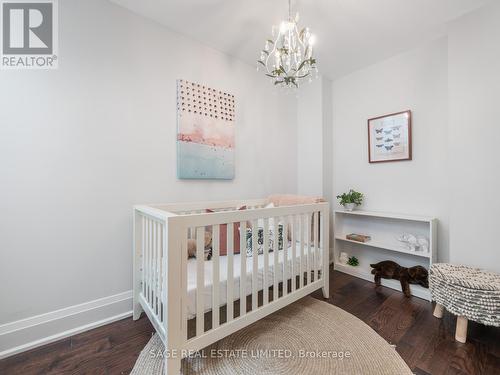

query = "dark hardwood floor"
[1,270,499,374]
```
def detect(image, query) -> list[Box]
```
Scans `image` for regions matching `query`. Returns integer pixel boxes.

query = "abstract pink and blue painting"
[177,80,235,179]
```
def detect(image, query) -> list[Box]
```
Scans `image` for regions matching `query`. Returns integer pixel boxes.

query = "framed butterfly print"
[368,110,412,163]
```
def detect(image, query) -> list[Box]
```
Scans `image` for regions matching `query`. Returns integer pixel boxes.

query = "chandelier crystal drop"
[257,0,318,88]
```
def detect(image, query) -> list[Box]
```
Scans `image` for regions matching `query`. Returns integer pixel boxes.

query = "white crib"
[133,198,329,374]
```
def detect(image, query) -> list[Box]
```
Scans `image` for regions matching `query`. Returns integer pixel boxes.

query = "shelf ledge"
[334,209,436,223]
[335,235,431,258]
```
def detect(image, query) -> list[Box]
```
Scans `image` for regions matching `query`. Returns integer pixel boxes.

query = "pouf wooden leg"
[455,316,468,343]
[433,303,444,318]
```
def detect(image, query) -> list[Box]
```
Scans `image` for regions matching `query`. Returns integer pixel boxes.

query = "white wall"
[296,76,334,256]
[297,79,323,196]
[296,76,334,199]
[0,0,297,354]
[331,38,450,261]
[329,1,500,273]
[447,2,500,273]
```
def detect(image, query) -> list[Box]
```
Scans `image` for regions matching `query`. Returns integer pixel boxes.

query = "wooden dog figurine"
[370,261,429,297]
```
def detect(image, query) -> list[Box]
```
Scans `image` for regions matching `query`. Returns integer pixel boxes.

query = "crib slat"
[154,221,159,314]
[147,218,151,304]
[299,215,304,289]
[263,218,269,305]
[162,223,168,324]
[313,212,319,282]
[239,221,246,317]
[273,217,279,301]
[142,217,146,296]
[304,214,311,285]
[150,219,155,305]
[212,225,220,329]
[251,220,258,310]
[144,218,148,302]
[158,223,162,318]
[282,216,288,296]
[227,223,234,322]
[156,222,161,313]
[181,229,188,338]
[196,227,205,336]
[291,215,296,292]
[151,221,155,311]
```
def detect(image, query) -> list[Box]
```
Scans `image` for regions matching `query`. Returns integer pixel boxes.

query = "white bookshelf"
[333,209,437,301]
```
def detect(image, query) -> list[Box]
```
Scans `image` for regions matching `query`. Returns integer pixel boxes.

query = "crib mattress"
[186,243,322,318]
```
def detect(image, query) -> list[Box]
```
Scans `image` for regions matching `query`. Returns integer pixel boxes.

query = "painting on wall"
[368,110,412,163]
[177,79,235,179]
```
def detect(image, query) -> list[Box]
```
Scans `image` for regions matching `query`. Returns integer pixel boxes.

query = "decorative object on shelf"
[334,209,436,300]
[417,237,429,252]
[397,233,418,251]
[370,261,429,298]
[257,0,318,88]
[368,110,412,163]
[336,189,363,211]
[398,233,429,252]
[430,263,500,343]
[347,256,359,267]
[346,233,371,243]
[339,252,349,265]
[177,79,235,179]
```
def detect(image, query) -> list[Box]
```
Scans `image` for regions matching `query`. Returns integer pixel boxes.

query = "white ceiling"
[110,0,489,79]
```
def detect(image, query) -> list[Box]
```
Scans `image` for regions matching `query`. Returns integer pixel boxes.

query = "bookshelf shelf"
[333,209,437,301]
[335,235,432,258]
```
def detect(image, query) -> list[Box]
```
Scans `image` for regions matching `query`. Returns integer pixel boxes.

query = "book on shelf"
[346,233,371,243]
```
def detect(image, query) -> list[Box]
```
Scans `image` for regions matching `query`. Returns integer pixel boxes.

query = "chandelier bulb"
[258,0,318,88]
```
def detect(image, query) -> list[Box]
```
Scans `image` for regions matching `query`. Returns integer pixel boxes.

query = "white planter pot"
[345,203,356,211]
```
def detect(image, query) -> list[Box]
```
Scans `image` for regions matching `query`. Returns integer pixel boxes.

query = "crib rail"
[133,201,329,373]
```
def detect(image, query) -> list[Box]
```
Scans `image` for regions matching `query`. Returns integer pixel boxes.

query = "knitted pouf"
[430,263,500,327]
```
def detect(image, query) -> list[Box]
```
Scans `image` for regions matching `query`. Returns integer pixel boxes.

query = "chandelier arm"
[294,23,307,77]
[264,35,279,75]
[259,0,317,87]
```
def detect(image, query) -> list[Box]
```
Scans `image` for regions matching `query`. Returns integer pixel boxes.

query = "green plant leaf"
[299,28,305,41]
[347,256,359,266]
[336,189,364,206]
[297,59,308,72]
[278,47,289,55]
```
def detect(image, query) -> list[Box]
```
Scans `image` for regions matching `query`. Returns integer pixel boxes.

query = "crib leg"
[433,303,444,319]
[133,211,144,321]
[133,301,143,320]
[322,278,330,299]
[455,316,468,343]
[165,357,181,375]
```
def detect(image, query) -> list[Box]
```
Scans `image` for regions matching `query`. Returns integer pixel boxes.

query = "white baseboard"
[334,262,431,301]
[0,290,133,359]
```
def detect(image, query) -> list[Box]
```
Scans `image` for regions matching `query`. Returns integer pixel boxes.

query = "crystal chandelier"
[257,0,318,88]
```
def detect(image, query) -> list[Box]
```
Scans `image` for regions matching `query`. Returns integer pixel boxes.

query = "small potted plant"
[336,189,363,211]
[347,256,359,267]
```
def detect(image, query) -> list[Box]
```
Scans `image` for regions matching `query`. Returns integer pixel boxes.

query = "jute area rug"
[131,296,412,374]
